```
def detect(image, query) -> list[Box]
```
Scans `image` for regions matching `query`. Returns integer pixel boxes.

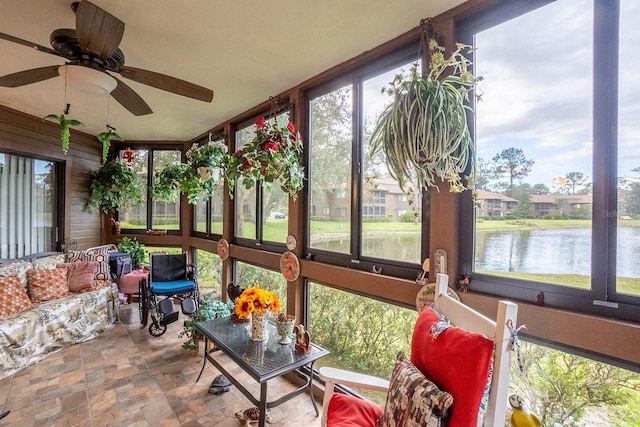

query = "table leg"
[196,336,208,383]
[308,361,319,416]
[259,382,268,427]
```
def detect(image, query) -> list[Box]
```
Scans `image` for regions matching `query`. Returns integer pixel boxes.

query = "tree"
[491,148,534,192]
[531,183,550,195]
[475,157,500,191]
[511,183,534,218]
[511,342,640,426]
[564,171,589,195]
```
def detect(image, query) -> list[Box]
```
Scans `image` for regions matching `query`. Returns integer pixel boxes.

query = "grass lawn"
[476,218,640,230]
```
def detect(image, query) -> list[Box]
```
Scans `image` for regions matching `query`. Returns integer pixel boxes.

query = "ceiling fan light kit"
[58,64,117,94]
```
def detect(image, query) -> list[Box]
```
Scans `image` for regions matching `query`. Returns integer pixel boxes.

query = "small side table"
[114,269,148,303]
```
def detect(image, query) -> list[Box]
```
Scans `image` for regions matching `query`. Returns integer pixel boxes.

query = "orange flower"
[233,287,281,319]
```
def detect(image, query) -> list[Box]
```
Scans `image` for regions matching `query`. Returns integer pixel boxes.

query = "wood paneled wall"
[0,105,103,250]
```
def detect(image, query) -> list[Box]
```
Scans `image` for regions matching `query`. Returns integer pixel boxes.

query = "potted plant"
[185,138,228,180]
[369,40,479,200]
[225,118,304,200]
[89,160,143,213]
[151,163,188,203]
[180,295,234,350]
[151,163,216,205]
[43,113,84,155]
[116,236,145,269]
[96,127,121,164]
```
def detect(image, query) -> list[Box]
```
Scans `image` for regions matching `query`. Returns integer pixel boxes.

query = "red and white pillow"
[27,267,69,303]
[66,246,112,280]
[56,261,98,292]
[0,274,33,317]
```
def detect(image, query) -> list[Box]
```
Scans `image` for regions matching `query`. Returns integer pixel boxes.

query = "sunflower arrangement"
[234,287,282,319]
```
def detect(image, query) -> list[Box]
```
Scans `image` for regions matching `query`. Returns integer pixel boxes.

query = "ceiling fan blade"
[118,66,214,102]
[111,76,153,116]
[0,32,61,57]
[75,0,124,60]
[0,66,60,88]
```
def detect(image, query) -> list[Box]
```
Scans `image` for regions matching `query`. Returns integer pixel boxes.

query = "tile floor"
[0,304,324,426]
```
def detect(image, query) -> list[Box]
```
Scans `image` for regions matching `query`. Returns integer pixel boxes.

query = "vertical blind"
[0,153,57,259]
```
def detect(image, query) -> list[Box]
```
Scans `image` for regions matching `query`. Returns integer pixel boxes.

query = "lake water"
[312,227,640,278]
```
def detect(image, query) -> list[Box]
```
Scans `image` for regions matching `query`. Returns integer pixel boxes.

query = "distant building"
[475,190,518,217]
[530,194,592,218]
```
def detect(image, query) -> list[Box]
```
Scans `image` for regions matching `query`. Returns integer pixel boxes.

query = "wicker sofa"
[0,247,120,380]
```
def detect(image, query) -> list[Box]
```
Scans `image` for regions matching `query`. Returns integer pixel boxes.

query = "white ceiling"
[0,0,465,142]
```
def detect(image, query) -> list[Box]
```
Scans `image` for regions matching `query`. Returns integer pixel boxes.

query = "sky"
[474,0,640,190]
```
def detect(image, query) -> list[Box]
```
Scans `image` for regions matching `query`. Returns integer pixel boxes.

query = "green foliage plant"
[89,159,143,213]
[151,162,216,205]
[44,113,84,155]
[96,128,122,164]
[369,40,479,201]
[116,236,145,269]
[180,295,234,350]
[226,118,305,200]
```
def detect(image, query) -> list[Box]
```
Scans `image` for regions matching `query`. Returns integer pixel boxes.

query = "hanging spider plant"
[369,40,479,200]
[44,113,84,155]
[97,127,121,164]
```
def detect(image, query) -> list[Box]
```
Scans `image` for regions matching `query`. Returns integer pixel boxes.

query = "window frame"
[457,0,640,322]
[304,43,431,280]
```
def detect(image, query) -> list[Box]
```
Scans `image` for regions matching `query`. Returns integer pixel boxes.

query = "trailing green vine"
[97,128,121,164]
[44,113,84,155]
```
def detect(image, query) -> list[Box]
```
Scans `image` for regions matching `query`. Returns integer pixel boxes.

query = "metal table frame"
[196,317,329,427]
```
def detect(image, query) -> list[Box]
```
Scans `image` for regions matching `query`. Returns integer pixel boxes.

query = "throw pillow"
[377,351,453,427]
[0,274,33,317]
[411,307,494,427]
[66,245,112,280]
[31,254,65,269]
[0,260,32,288]
[56,261,98,292]
[27,267,69,303]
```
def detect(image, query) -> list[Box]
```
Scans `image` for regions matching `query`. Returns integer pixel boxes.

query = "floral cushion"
[411,307,494,427]
[27,267,69,303]
[31,254,65,269]
[66,245,112,280]
[377,351,453,427]
[0,275,33,317]
[57,261,98,292]
[0,260,32,288]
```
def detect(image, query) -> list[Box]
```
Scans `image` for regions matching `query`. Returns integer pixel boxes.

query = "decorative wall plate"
[286,234,297,251]
[280,251,300,281]
[415,282,460,313]
[217,238,230,260]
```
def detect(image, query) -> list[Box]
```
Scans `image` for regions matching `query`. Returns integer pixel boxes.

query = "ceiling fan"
[0,0,213,116]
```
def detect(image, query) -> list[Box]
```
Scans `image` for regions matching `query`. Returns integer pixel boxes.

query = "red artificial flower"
[287,122,296,135]
[234,149,244,157]
[242,159,254,170]
[255,117,267,129]
[264,141,279,153]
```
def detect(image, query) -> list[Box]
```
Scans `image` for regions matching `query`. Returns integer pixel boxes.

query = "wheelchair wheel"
[139,280,149,327]
[149,321,167,336]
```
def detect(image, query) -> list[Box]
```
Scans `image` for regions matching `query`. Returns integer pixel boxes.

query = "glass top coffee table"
[196,317,329,426]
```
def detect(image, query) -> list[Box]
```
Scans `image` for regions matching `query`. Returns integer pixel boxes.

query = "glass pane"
[474,0,593,288]
[263,183,288,244]
[119,149,148,230]
[308,281,417,404]
[194,193,207,233]
[362,65,422,263]
[236,261,287,315]
[152,150,181,230]
[0,154,58,257]
[210,185,224,235]
[235,124,257,239]
[511,340,640,425]
[309,85,353,253]
[616,0,640,297]
[196,249,223,293]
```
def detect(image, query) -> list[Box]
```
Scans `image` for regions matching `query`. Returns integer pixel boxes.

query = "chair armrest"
[319,367,389,427]
[319,367,389,392]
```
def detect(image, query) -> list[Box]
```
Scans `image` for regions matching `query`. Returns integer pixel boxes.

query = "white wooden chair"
[319,273,518,427]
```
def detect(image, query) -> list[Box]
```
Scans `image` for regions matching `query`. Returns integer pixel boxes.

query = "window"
[234,113,290,246]
[307,48,427,276]
[192,135,225,238]
[0,153,61,258]
[235,261,287,314]
[118,148,182,234]
[459,0,640,321]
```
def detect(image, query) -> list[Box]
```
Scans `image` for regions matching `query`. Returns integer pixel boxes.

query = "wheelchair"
[138,253,200,337]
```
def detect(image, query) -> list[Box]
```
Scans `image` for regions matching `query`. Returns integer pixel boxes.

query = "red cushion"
[327,393,382,427]
[411,307,493,427]
[57,261,98,292]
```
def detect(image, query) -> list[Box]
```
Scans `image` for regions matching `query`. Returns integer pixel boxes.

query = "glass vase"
[251,311,268,341]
